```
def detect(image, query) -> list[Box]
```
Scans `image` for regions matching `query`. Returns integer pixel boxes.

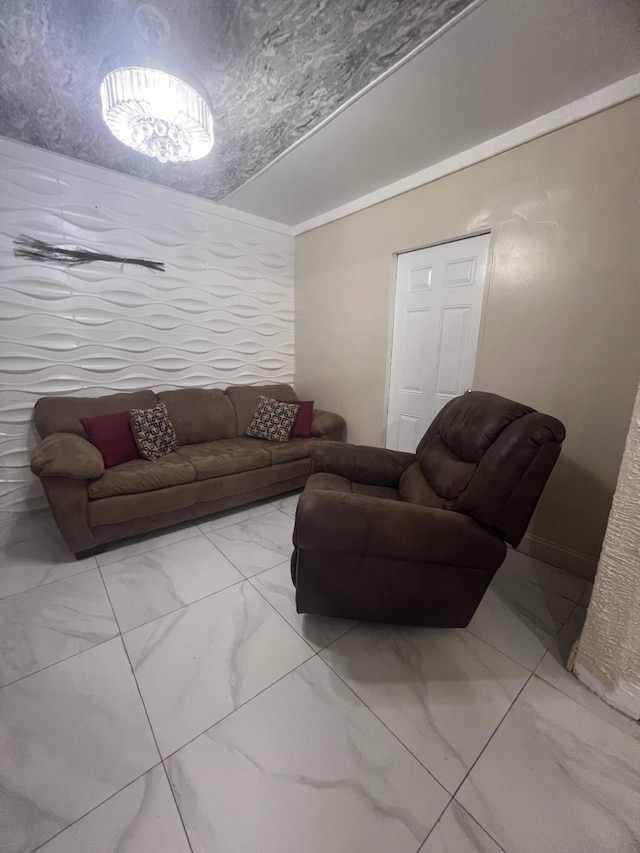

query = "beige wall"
[295,98,640,575]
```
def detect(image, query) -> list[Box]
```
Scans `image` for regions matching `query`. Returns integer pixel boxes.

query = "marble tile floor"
[1,494,638,853]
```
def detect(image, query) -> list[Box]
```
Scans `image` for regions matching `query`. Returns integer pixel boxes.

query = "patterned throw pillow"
[129,403,179,460]
[246,396,298,442]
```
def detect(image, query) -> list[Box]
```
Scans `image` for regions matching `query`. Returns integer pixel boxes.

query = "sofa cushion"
[156,389,236,444]
[261,438,319,464]
[80,411,140,468]
[88,452,196,499]
[351,483,399,501]
[88,458,310,528]
[176,438,272,480]
[34,390,158,439]
[226,384,299,435]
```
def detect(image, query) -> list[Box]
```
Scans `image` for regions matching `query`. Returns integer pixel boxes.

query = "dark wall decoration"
[13,235,165,272]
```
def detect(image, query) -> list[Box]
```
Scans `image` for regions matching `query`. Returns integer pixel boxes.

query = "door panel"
[435,304,471,396]
[386,234,490,452]
[402,308,430,392]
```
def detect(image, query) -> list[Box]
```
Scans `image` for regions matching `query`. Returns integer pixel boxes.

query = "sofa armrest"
[31,433,104,480]
[310,409,346,439]
[311,442,415,487]
[295,490,505,568]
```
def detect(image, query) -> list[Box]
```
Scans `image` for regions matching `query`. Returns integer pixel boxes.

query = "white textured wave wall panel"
[0,138,294,516]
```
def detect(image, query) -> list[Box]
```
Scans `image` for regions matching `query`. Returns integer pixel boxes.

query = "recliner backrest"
[416,391,565,546]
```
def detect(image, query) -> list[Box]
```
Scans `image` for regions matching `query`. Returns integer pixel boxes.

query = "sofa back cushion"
[34,391,158,439]
[226,384,299,435]
[416,391,565,546]
[156,389,236,444]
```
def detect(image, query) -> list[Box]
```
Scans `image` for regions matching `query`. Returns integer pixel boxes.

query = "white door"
[386,233,490,451]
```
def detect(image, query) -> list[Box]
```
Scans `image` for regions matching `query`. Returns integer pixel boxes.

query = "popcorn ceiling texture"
[575,382,640,719]
[0,0,471,201]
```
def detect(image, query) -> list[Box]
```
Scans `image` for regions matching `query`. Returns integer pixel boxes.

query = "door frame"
[382,229,494,447]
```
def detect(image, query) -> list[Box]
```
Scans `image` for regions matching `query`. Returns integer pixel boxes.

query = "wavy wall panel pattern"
[0,138,294,516]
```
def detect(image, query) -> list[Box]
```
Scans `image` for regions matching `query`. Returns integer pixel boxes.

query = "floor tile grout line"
[246,568,360,653]
[159,760,194,853]
[454,802,509,853]
[499,564,588,604]
[113,574,247,637]
[462,626,539,672]
[0,560,98,602]
[317,626,530,852]
[423,800,509,853]
[528,595,585,691]
[95,525,206,568]
[247,574,324,652]
[98,564,126,636]
[316,653,451,798]
[413,795,454,853]
[97,570,195,853]
[28,763,166,853]
[463,591,577,672]
[413,798,453,853]
[100,505,291,634]
[526,669,640,733]
[0,630,120,693]
[120,635,194,853]
[9,499,578,852]
[450,669,535,802]
[159,653,321,764]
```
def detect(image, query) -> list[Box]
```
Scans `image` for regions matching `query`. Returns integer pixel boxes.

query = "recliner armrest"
[295,490,505,569]
[31,432,104,480]
[311,442,415,487]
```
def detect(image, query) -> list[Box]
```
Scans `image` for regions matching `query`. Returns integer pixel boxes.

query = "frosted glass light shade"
[100,67,214,163]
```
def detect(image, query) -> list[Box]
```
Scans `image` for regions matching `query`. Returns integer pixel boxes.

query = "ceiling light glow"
[100,66,214,163]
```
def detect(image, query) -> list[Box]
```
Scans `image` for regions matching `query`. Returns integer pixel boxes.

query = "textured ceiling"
[0,0,474,203]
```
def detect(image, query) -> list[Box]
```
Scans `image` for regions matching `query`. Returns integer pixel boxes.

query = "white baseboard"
[518,533,598,582]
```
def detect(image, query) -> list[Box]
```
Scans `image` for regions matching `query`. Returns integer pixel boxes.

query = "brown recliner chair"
[291,391,565,628]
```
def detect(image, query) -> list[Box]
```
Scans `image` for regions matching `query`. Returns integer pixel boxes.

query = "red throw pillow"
[80,410,140,468]
[279,400,314,438]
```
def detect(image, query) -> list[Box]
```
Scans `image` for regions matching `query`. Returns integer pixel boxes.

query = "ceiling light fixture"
[100,66,214,163]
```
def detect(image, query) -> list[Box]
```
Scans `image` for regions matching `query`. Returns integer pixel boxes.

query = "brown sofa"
[292,390,565,628]
[30,384,345,557]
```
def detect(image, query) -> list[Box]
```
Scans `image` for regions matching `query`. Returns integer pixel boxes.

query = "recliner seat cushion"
[176,438,272,479]
[88,452,196,499]
[303,472,398,502]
